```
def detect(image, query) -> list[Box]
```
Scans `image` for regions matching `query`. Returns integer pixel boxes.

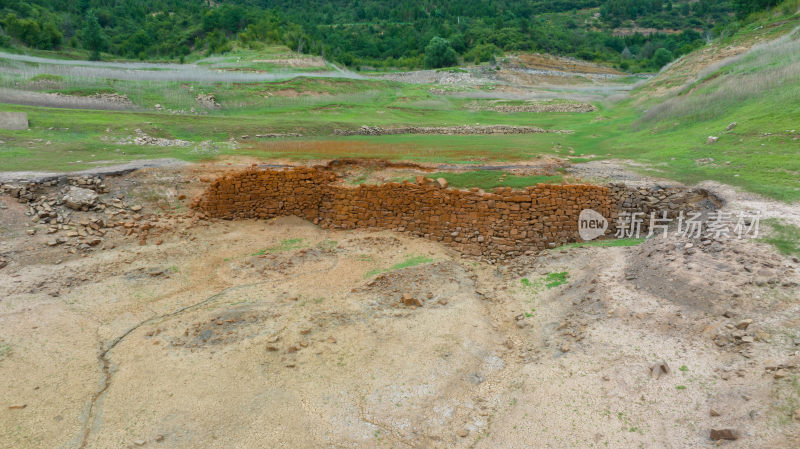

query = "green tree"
[423,36,457,68]
[653,47,674,68]
[81,10,105,60]
[733,0,779,18]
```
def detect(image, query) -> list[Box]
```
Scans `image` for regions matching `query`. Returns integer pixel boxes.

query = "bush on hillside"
[424,37,458,69]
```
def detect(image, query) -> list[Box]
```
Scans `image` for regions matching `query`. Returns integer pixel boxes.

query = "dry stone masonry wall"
[192,166,613,260]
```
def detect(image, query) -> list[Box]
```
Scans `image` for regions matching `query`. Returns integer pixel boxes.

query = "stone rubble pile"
[1,179,206,254]
[127,129,192,147]
[609,183,718,230]
[88,93,133,107]
[195,93,221,109]
[471,102,598,113]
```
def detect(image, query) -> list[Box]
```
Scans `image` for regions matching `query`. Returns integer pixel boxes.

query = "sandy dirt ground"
[1,164,799,449]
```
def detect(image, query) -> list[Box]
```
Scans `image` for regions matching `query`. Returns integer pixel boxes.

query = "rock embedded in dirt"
[735,319,753,330]
[649,361,671,379]
[710,428,740,441]
[63,186,98,210]
[401,294,422,307]
[710,409,721,417]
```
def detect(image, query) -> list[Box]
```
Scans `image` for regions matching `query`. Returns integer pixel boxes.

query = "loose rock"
[63,187,98,210]
[710,428,739,441]
[649,361,671,379]
[401,294,422,307]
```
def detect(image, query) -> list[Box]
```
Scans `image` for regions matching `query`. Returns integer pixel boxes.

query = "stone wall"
[192,166,613,260]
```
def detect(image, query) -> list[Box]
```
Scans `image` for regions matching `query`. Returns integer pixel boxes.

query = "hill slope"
[1,0,735,70]
[600,2,800,201]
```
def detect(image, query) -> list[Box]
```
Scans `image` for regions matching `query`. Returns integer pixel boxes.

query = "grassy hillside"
[612,3,800,200]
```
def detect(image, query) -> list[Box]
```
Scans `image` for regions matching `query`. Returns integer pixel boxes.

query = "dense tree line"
[0,0,307,61]
[0,0,785,71]
[270,0,733,71]
[733,0,781,17]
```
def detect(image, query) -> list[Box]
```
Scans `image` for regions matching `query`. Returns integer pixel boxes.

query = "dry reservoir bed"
[0,166,799,449]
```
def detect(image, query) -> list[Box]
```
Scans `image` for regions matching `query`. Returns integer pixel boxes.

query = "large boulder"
[0,112,28,130]
[63,187,98,210]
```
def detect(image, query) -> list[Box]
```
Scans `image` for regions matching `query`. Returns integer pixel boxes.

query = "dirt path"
[698,181,800,227]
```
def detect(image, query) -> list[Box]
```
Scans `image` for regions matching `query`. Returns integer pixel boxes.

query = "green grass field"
[1,10,798,202]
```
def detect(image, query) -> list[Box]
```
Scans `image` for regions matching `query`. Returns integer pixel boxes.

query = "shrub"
[653,47,675,68]
[424,37,457,69]
[464,43,502,64]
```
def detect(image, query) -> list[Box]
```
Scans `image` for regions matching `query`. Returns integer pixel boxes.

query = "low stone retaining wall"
[332,125,571,136]
[192,166,613,259]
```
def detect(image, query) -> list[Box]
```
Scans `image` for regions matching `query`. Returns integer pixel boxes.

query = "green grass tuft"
[0,340,11,361]
[760,219,800,257]
[365,255,434,278]
[30,74,64,82]
[555,237,645,250]
[544,272,569,288]
[252,238,307,255]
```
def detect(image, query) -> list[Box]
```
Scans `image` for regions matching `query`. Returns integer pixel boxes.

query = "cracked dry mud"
[2,173,800,448]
